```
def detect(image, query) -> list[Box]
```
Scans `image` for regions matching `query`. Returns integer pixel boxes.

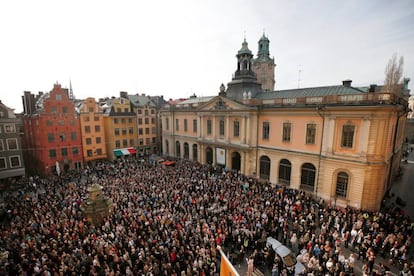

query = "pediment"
[198,96,254,112]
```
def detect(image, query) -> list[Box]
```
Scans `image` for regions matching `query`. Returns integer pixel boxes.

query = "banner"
[219,249,239,276]
[216,147,226,165]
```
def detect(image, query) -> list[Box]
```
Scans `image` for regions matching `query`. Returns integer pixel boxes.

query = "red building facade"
[22,83,83,175]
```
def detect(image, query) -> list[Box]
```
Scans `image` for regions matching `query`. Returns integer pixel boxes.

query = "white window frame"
[0,157,6,169]
[4,124,15,133]
[6,138,18,150]
[0,140,4,151]
[9,155,21,168]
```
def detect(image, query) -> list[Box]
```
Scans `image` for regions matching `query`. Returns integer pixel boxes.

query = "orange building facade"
[77,97,108,164]
[22,83,83,175]
[161,36,410,211]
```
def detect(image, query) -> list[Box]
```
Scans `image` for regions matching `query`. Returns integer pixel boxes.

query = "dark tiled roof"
[127,94,155,107]
[255,85,366,99]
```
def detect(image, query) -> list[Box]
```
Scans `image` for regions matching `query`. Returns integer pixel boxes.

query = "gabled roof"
[255,85,366,100]
[127,94,155,107]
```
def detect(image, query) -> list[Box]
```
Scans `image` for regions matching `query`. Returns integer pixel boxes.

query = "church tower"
[252,33,275,91]
[226,38,262,100]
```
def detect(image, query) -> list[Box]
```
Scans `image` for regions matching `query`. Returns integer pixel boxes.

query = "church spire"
[69,79,74,100]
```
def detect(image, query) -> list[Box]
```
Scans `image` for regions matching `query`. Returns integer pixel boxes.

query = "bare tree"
[384,53,404,95]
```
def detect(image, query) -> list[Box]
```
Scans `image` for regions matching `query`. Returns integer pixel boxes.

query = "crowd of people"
[0,158,413,275]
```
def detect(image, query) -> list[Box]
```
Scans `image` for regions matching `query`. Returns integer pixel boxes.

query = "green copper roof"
[238,38,252,55]
[255,85,366,99]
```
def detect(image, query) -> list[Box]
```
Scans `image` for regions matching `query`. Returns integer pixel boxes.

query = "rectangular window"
[128,118,132,123]
[71,132,77,140]
[115,140,120,148]
[207,119,212,135]
[72,147,79,155]
[129,127,134,134]
[341,124,355,148]
[94,116,99,121]
[138,109,142,114]
[96,137,102,144]
[166,118,169,131]
[114,128,120,136]
[49,149,56,158]
[0,158,6,169]
[184,119,188,132]
[176,119,179,131]
[152,127,156,134]
[282,122,291,142]
[151,109,155,114]
[145,110,149,116]
[50,106,57,114]
[262,122,270,140]
[145,128,150,134]
[86,138,92,145]
[138,118,143,125]
[84,116,90,122]
[121,118,126,124]
[219,119,225,136]
[89,107,94,112]
[130,139,134,146]
[151,118,155,124]
[10,156,20,167]
[146,138,150,145]
[62,106,68,113]
[96,148,102,155]
[117,108,121,113]
[95,125,101,132]
[193,119,197,132]
[7,139,18,150]
[46,120,53,126]
[152,137,156,143]
[306,124,316,144]
[122,128,127,135]
[55,94,62,101]
[59,133,66,141]
[61,148,68,156]
[234,121,240,137]
[4,124,15,133]
[139,128,143,135]
[85,126,91,133]
[139,139,144,146]
[48,133,55,142]
[114,118,119,124]
[122,139,128,147]
[145,118,149,124]
[0,140,3,151]
[87,150,93,157]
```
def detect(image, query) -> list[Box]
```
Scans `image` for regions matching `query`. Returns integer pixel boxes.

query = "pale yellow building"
[102,97,137,161]
[77,97,108,164]
[161,35,410,211]
[120,92,157,157]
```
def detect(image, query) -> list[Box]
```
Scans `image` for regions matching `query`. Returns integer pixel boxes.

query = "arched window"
[279,159,291,185]
[300,163,316,191]
[336,172,349,198]
[175,141,181,158]
[183,142,189,159]
[259,156,270,180]
[192,144,198,161]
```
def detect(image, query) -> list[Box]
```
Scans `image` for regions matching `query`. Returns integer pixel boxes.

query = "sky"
[1,0,413,113]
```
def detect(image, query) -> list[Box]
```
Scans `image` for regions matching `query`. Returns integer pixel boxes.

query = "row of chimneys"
[342,79,377,93]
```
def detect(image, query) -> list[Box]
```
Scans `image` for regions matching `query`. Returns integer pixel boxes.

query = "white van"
[266,237,306,275]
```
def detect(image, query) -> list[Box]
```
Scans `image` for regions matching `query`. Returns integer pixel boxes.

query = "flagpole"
[217,245,240,276]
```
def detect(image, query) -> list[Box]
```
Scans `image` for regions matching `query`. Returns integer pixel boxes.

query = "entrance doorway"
[231,152,241,172]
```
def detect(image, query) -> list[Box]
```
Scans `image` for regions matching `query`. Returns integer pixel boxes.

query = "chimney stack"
[342,79,352,87]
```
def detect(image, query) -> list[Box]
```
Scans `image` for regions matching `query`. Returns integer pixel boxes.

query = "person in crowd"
[0,158,412,275]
